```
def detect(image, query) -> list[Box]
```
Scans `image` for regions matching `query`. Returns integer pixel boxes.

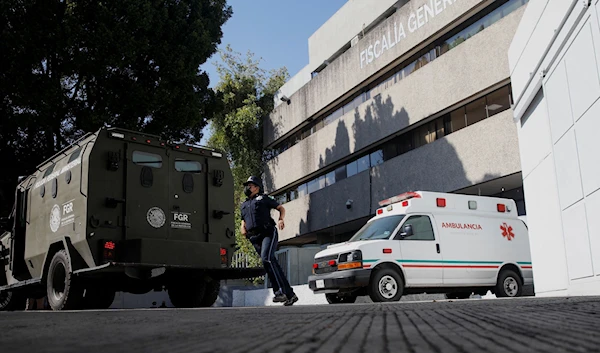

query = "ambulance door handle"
[436,243,440,254]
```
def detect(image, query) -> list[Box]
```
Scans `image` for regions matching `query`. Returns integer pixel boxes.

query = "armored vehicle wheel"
[83,288,116,309]
[368,267,404,302]
[326,293,357,304]
[0,291,26,311]
[445,292,471,299]
[199,279,220,307]
[168,281,206,308]
[46,250,84,310]
[495,269,523,298]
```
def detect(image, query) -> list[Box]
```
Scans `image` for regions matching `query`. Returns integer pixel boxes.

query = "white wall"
[510,0,600,296]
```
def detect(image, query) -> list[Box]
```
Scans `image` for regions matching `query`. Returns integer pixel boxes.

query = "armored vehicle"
[0,127,263,310]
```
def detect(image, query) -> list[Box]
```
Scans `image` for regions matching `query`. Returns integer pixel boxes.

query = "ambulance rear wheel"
[495,269,523,298]
[368,268,404,302]
[326,293,357,304]
[46,249,84,310]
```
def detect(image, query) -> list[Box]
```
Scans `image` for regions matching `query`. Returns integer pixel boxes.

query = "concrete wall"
[265,0,496,147]
[509,0,600,296]
[276,111,521,242]
[274,64,312,109]
[265,7,524,192]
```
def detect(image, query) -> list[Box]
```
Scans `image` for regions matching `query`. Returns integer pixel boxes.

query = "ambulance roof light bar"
[378,191,421,207]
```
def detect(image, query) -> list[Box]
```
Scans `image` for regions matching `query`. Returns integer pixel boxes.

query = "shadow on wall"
[291,93,500,243]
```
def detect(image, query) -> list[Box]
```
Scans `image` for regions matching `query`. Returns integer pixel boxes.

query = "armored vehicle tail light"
[146,139,152,144]
[103,241,116,261]
[220,248,227,265]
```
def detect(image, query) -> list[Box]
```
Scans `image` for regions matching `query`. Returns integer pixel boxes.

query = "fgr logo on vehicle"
[49,200,76,233]
[171,212,192,230]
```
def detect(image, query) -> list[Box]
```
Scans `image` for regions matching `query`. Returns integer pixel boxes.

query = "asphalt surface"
[1,296,599,353]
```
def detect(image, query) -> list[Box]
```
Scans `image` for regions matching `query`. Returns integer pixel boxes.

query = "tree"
[208,45,288,274]
[0,0,232,215]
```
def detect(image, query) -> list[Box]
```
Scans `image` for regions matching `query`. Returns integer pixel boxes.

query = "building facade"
[509,0,600,296]
[265,0,530,246]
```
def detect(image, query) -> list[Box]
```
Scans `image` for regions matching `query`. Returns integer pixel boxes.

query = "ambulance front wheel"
[368,268,404,302]
[495,269,523,298]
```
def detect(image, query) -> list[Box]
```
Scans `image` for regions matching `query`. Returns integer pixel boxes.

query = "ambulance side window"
[401,215,435,241]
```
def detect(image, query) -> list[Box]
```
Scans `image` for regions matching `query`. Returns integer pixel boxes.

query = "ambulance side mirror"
[400,224,413,238]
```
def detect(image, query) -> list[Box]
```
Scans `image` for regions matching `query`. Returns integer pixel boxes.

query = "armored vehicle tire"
[368,267,404,302]
[168,282,206,308]
[83,288,116,309]
[46,250,84,310]
[0,291,27,311]
[199,279,220,307]
[326,293,357,304]
[495,269,523,298]
[445,292,472,300]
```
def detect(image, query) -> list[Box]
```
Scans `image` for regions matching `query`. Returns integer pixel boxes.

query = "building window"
[346,160,358,177]
[466,97,487,126]
[325,171,335,186]
[450,107,467,133]
[335,165,347,182]
[357,155,370,173]
[370,150,384,167]
[486,85,511,115]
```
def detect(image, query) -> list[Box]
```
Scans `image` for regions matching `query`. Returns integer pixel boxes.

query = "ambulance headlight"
[339,250,362,263]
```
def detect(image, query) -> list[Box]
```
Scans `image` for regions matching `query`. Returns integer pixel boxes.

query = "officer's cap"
[243,176,262,189]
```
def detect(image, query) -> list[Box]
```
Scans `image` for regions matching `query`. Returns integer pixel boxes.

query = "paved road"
[1,296,599,353]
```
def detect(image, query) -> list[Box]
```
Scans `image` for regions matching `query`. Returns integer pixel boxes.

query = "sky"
[199,0,348,143]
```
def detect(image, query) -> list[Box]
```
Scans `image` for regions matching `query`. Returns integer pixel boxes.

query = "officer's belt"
[247,224,274,235]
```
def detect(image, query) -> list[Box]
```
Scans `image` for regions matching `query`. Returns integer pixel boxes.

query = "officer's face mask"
[243,185,252,197]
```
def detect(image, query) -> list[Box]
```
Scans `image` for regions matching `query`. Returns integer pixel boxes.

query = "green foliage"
[0,0,232,215]
[208,45,288,281]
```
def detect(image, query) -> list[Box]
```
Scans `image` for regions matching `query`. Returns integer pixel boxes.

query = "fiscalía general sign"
[360,0,459,69]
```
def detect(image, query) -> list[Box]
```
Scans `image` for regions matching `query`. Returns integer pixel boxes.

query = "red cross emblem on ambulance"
[500,223,514,241]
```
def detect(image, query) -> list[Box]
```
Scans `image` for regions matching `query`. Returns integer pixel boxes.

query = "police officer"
[240,176,298,306]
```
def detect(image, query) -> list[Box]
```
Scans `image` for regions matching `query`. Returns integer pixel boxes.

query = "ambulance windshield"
[349,215,405,241]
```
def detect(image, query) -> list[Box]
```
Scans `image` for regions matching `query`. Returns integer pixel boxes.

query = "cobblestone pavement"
[1,296,599,353]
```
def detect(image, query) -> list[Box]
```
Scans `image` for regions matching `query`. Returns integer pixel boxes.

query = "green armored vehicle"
[0,127,263,311]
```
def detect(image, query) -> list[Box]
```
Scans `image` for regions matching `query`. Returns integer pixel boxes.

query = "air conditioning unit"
[266,246,322,287]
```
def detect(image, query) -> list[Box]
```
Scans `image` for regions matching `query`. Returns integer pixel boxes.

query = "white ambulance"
[308,191,533,303]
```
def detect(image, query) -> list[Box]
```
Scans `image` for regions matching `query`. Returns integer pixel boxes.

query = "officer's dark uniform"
[241,176,296,304]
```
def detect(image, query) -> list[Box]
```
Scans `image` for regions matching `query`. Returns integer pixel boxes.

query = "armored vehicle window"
[51,178,58,198]
[175,159,202,173]
[43,164,55,177]
[68,148,82,163]
[132,151,162,168]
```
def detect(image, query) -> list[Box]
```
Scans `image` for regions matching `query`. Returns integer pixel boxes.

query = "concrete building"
[508,0,600,296]
[265,0,530,248]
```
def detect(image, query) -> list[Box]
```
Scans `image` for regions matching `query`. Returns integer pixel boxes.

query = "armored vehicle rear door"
[126,145,169,239]
[168,150,207,242]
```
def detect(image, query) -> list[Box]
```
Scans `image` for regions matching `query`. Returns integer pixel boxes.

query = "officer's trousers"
[249,227,295,298]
